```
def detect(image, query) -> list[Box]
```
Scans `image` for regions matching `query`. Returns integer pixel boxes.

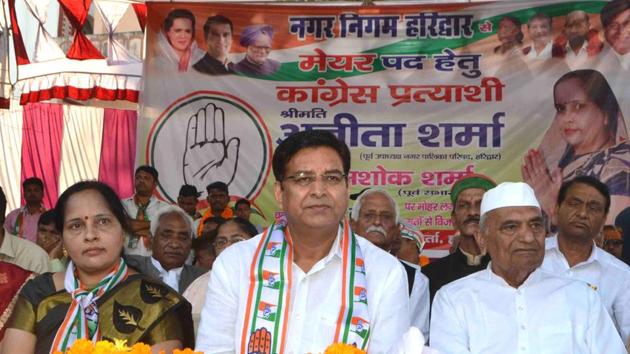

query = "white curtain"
[58,104,104,194]
[0,100,24,210]
[94,0,140,65]
[23,0,66,62]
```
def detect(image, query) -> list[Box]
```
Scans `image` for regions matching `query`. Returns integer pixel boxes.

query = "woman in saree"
[2,181,194,354]
[522,69,629,224]
[156,8,203,73]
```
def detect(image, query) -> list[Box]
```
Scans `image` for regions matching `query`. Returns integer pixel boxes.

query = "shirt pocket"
[535,322,575,354]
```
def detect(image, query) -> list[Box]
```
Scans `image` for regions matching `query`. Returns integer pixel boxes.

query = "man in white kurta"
[430,182,626,354]
[349,189,430,340]
[196,130,409,353]
[541,176,630,343]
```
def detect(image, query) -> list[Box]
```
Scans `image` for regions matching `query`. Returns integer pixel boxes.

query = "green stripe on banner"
[241,1,607,82]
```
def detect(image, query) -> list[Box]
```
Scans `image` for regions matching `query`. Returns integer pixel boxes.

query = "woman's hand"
[48,239,63,259]
[521,149,563,218]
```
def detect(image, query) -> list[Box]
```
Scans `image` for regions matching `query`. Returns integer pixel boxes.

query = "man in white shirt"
[196,130,409,353]
[599,0,630,70]
[523,13,553,60]
[125,205,206,293]
[122,165,170,256]
[555,10,603,69]
[541,176,630,343]
[350,188,429,340]
[0,186,49,274]
[430,182,625,354]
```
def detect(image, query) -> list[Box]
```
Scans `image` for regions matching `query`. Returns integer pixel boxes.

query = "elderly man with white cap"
[430,182,625,354]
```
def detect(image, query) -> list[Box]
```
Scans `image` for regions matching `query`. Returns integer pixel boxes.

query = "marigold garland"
[324,343,368,354]
[53,339,202,354]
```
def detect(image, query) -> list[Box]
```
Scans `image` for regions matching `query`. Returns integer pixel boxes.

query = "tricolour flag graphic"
[353,286,368,304]
[266,242,282,257]
[355,258,365,274]
[262,270,280,289]
[257,301,277,321]
[351,316,370,339]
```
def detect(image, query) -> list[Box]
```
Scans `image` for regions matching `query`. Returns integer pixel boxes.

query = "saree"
[6,273,194,354]
[0,261,34,340]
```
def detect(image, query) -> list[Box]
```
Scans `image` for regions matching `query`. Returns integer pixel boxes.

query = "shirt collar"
[150,256,184,275]
[484,262,543,289]
[546,233,599,267]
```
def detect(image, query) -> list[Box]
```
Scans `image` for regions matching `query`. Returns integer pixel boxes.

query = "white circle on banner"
[147,91,272,202]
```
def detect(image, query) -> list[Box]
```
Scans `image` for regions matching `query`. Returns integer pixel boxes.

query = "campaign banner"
[140,0,630,253]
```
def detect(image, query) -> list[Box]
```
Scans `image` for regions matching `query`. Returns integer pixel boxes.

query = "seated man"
[542,176,630,343]
[3,177,46,243]
[122,165,170,256]
[35,210,66,272]
[350,188,430,340]
[177,184,201,219]
[196,130,409,353]
[430,182,625,354]
[0,186,49,274]
[126,205,206,294]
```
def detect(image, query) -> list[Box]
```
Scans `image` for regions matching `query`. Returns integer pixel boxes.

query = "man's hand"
[247,327,271,354]
[521,149,562,218]
[183,103,240,194]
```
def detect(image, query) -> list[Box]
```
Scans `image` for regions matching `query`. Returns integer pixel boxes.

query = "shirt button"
[520,325,526,330]
[518,306,524,311]
[521,347,526,351]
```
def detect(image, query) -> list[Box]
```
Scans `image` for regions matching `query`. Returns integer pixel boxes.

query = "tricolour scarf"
[50,258,129,353]
[240,221,370,353]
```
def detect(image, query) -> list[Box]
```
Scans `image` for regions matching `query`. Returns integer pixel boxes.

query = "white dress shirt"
[542,235,630,343]
[430,265,625,354]
[564,41,592,69]
[122,195,170,257]
[524,42,552,60]
[401,259,430,341]
[150,256,183,292]
[196,227,410,353]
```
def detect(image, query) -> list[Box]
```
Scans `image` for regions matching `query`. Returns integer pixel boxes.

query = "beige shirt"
[0,232,50,274]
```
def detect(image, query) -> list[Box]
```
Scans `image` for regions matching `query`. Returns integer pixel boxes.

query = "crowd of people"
[0,128,627,354]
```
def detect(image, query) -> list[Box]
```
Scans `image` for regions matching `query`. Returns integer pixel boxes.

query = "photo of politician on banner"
[140,0,629,255]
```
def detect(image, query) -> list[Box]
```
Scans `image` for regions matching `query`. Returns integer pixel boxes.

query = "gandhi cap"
[480,182,540,217]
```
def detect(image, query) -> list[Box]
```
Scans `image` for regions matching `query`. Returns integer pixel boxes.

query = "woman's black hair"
[219,217,259,238]
[162,8,196,37]
[555,70,621,167]
[54,181,131,236]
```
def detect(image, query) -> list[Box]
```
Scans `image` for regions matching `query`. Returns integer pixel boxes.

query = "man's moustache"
[366,225,387,236]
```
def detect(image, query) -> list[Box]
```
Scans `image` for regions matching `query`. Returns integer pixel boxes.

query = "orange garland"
[53,339,203,354]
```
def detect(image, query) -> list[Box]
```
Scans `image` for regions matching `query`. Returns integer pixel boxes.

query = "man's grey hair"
[150,205,194,238]
[350,188,399,223]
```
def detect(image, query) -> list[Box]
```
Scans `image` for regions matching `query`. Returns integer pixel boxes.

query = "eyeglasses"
[607,20,630,34]
[214,236,246,249]
[250,45,271,52]
[605,240,624,246]
[283,171,347,187]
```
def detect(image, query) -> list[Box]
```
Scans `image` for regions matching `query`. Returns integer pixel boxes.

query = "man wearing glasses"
[196,130,409,353]
[541,176,630,344]
[599,0,630,70]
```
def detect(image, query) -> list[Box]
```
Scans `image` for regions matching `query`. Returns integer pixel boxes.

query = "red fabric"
[7,0,29,64]
[0,98,9,109]
[132,4,147,32]
[98,108,137,199]
[20,103,64,209]
[20,86,139,105]
[0,262,32,340]
[58,0,104,60]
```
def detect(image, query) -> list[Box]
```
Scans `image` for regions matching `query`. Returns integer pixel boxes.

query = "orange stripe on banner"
[240,229,269,354]
[334,223,350,342]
